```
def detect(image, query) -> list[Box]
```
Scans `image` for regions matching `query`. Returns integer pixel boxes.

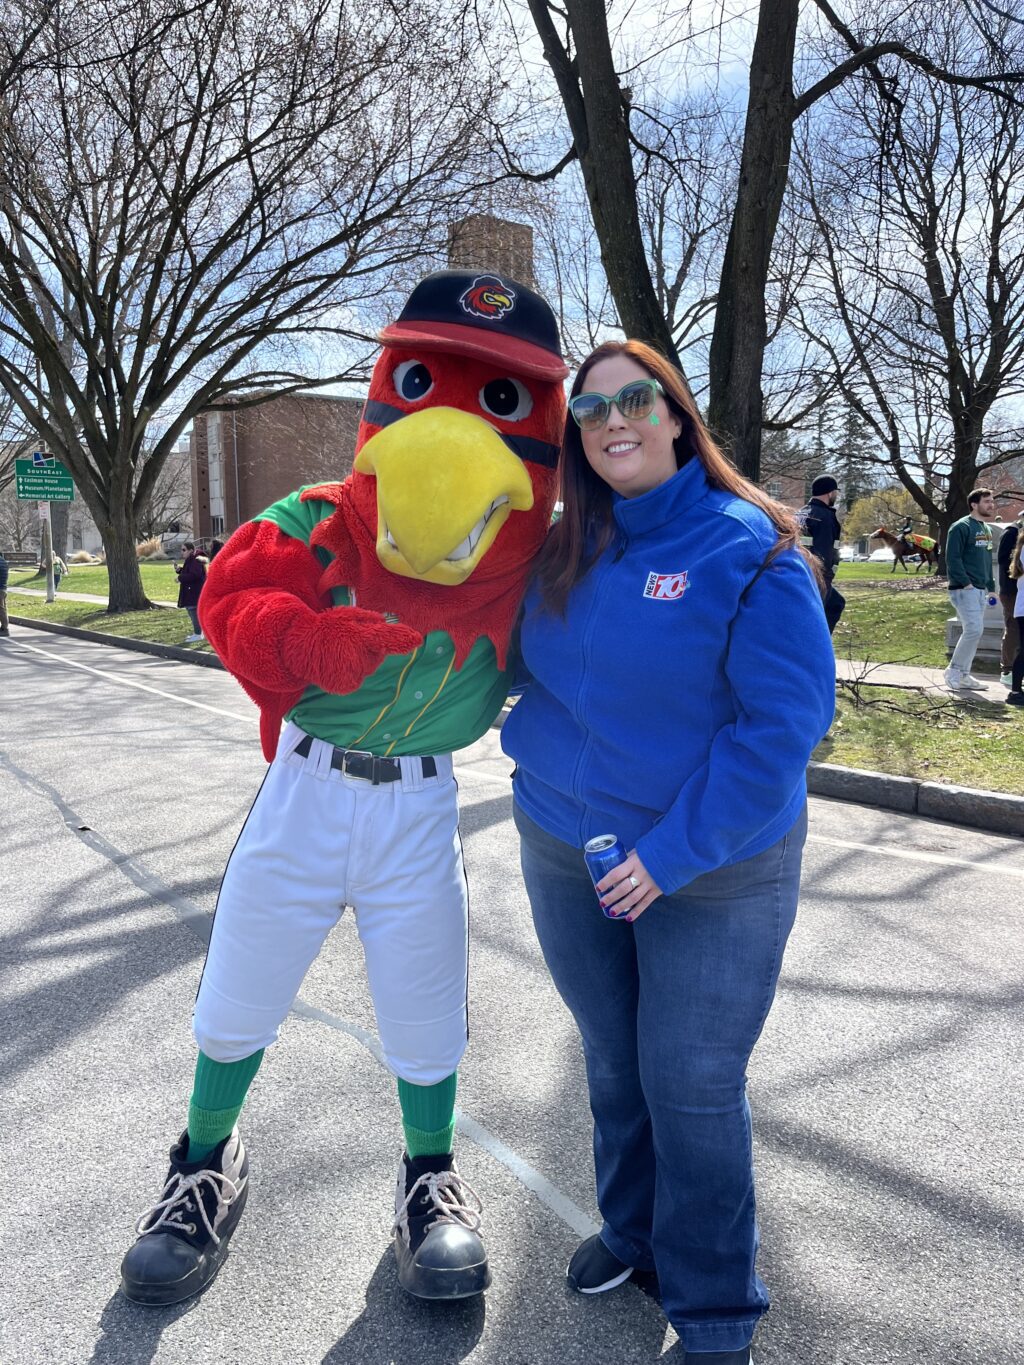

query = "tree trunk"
[51,500,69,560]
[707,0,800,481]
[102,514,150,612]
[541,1,681,366]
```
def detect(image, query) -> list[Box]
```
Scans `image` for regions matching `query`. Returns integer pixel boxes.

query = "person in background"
[1005,531,1024,708]
[944,488,996,691]
[175,540,207,641]
[0,548,9,636]
[502,339,835,1365]
[997,516,1021,688]
[208,537,225,561]
[52,554,68,593]
[799,474,845,634]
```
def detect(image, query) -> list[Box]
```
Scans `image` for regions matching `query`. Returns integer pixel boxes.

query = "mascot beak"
[354,407,535,585]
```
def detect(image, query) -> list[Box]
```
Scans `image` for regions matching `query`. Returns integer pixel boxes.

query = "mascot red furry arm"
[199,520,421,759]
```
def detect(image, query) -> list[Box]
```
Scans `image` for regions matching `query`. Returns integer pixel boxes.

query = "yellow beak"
[354,407,535,585]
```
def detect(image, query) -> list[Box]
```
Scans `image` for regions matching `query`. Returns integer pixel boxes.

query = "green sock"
[186,1049,264,1164]
[397,1072,457,1158]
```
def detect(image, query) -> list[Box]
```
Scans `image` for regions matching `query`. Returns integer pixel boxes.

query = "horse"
[870,527,939,574]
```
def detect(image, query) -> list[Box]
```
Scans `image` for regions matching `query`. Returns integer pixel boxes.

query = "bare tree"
[518,0,1024,480]
[0,0,493,610]
[135,438,193,542]
[794,2,1024,547]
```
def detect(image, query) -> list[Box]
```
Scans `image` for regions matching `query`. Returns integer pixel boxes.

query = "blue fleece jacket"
[501,460,836,895]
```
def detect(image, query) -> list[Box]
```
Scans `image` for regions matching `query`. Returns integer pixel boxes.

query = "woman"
[1006,528,1024,707]
[175,540,207,641]
[502,341,835,1363]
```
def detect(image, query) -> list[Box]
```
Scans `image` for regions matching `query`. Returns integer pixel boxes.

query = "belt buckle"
[340,748,378,784]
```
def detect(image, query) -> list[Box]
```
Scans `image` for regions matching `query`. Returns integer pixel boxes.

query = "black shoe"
[120,1130,249,1305]
[566,1234,634,1294]
[1007,691,1024,706]
[393,1152,491,1299]
[684,1351,753,1364]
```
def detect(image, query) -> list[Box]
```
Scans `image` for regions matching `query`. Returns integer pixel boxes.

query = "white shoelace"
[394,1168,484,1235]
[135,1168,243,1247]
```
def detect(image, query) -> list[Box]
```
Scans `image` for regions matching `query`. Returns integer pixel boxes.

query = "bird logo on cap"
[459,275,516,321]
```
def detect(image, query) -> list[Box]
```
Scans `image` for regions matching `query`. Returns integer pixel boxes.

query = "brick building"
[189,213,538,539]
[190,394,362,540]
[990,455,1024,521]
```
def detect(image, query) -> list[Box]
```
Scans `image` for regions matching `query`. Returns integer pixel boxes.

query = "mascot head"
[349,270,567,588]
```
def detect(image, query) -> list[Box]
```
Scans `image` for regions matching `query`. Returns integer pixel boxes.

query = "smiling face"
[575,355,683,498]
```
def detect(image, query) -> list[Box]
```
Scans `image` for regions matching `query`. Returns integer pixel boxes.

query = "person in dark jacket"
[799,474,845,633]
[502,340,834,1365]
[175,541,207,641]
[998,518,1021,686]
[0,549,9,636]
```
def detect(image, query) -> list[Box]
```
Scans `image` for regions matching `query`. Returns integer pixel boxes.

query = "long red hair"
[535,340,804,615]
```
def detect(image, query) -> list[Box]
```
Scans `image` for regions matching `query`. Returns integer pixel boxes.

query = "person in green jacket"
[944,488,996,690]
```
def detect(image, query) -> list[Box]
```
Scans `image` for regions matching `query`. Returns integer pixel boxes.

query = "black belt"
[293,734,437,785]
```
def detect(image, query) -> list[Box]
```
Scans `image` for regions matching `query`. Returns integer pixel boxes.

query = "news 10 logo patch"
[643,569,690,601]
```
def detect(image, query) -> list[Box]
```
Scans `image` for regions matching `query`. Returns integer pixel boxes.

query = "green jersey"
[254,490,511,756]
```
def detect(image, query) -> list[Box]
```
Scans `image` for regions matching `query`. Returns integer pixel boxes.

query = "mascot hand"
[283,606,423,696]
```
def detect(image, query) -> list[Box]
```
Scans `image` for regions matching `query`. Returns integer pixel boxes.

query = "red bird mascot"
[120,271,566,1306]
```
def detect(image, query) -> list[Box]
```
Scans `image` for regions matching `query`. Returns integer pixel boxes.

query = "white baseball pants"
[193,722,469,1084]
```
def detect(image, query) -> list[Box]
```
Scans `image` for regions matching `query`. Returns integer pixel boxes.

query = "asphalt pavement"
[1,626,1022,1365]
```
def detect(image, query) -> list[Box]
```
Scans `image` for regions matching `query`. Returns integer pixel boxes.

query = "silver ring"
[629,875,639,889]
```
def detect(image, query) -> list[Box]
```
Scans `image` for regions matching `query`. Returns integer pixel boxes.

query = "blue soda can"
[584,834,629,918]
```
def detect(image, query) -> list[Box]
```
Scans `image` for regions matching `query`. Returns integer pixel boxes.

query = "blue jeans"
[949,586,987,674]
[515,800,807,1354]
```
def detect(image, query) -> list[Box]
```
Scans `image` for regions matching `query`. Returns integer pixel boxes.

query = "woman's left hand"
[596,852,663,923]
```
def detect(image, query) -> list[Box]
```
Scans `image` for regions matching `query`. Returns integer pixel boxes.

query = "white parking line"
[5,634,253,724]
[807,833,1024,879]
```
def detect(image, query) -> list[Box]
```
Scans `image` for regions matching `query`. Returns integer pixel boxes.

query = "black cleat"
[120,1130,249,1305]
[393,1152,491,1300]
[566,1233,634,1294]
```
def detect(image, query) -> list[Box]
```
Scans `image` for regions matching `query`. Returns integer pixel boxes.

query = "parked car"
[868,548,896,562]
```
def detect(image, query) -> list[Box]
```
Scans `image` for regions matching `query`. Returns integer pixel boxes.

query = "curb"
[807,762,1024,839]
[8,616,1023,840]
[8,614,225,670]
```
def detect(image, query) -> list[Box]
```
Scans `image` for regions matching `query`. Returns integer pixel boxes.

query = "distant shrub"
[69,550,96,564]
[136,537,162,559]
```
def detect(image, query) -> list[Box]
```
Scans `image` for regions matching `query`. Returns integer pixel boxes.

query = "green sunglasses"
[568,379,665,430]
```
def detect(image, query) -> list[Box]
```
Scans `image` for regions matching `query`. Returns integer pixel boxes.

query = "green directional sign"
[15,456,75,502]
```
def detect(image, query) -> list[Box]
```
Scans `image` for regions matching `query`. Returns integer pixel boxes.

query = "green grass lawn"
[7,595,214,652]
[815,686,1022,795]
[835,580,953,669]
[834,560,938,583]
[10,562,180,599]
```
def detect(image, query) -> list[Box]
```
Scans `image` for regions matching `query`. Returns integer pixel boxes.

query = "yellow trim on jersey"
[385,653,458,756]
[351,648,420,746]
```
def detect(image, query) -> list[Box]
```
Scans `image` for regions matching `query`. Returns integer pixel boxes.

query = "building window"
[766,480,783,500]
[211,514,225,534]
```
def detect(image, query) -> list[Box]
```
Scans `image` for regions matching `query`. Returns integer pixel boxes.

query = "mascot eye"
[393,359,434,402]
[479,377,533,422]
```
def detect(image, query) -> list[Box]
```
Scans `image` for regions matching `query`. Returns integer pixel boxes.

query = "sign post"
[39,502,54,602]
[15,454,74,605]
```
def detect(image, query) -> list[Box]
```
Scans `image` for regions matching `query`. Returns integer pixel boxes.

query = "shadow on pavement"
[321,1250,485,1364]
[90,1288,202,1365]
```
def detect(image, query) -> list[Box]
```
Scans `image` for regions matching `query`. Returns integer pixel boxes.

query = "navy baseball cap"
[380,270,569,382]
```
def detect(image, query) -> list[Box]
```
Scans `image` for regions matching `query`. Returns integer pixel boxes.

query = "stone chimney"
[447,213,536,288]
